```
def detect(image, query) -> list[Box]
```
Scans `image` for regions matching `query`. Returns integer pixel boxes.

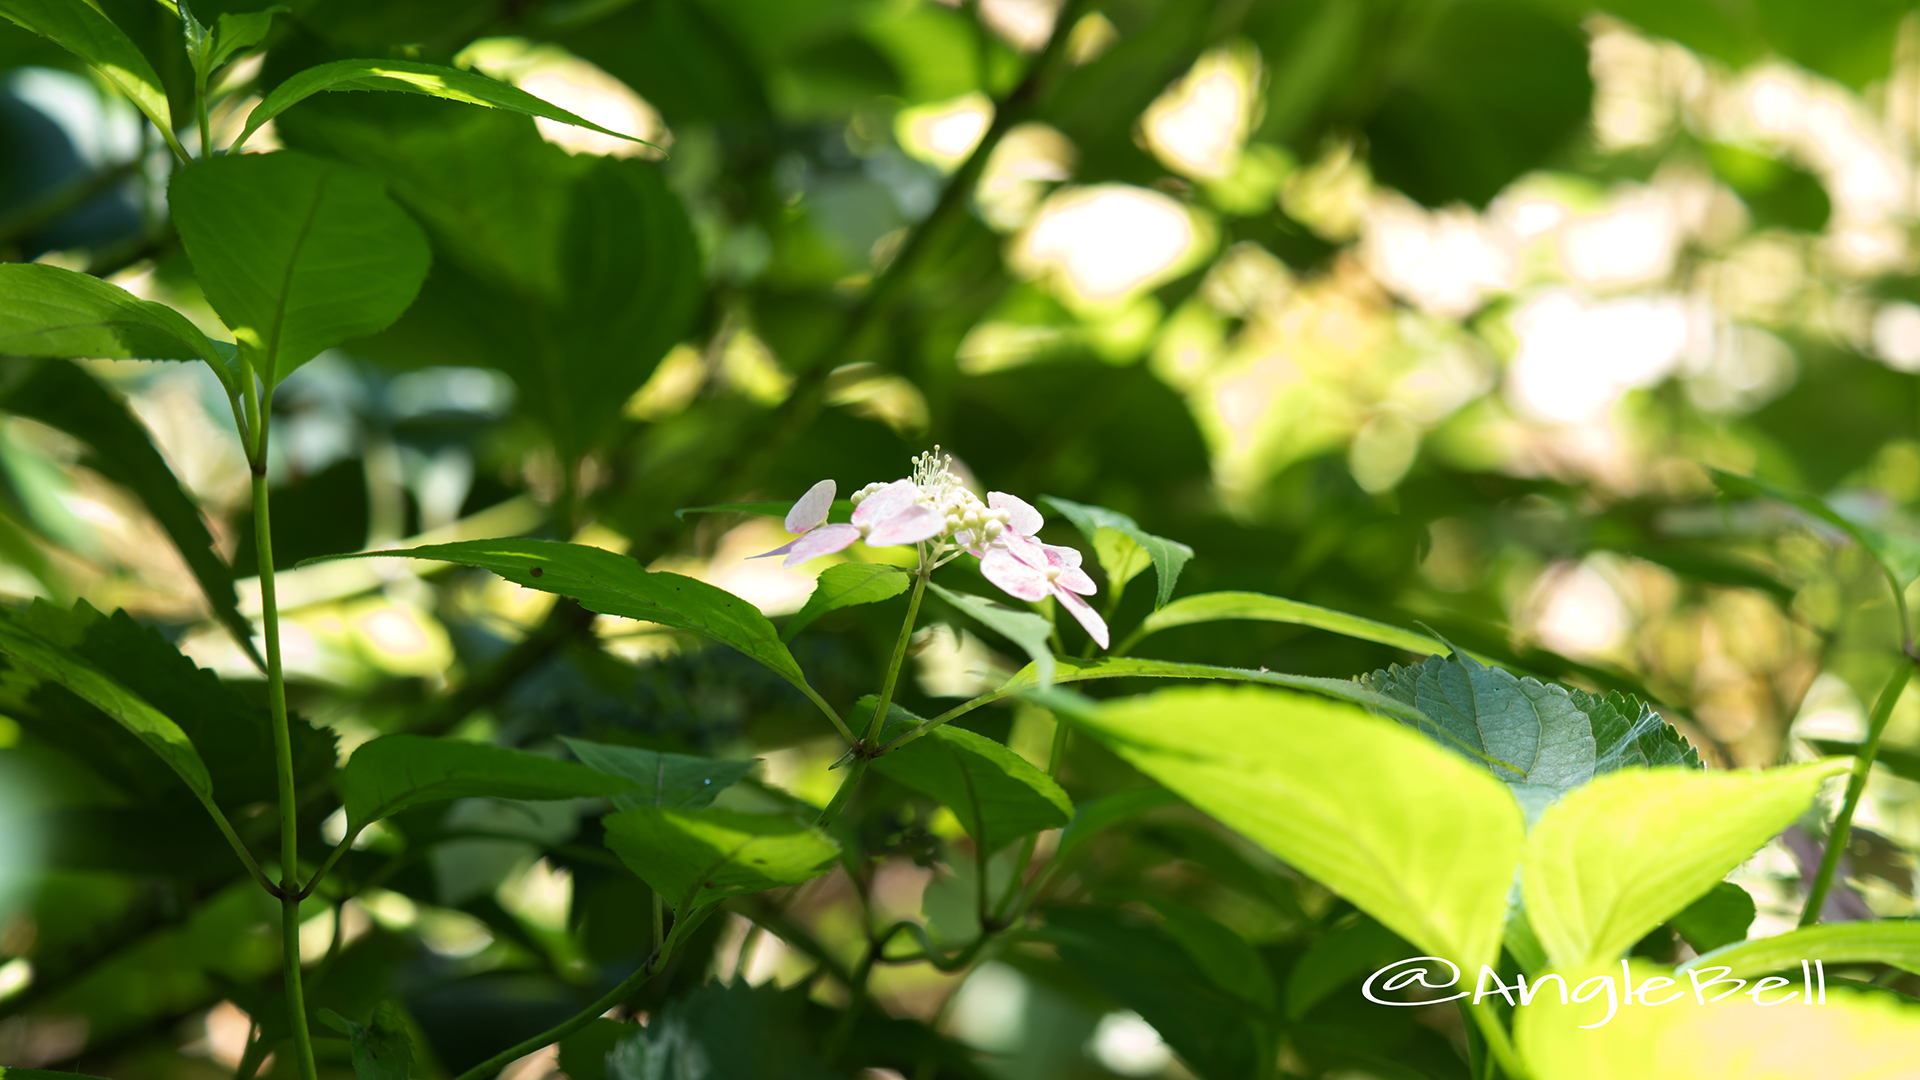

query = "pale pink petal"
[852,479,920,528]
[785,479,835,534]
[989,492,1043,536]
[1052,563,1098,596]
[1002,531,1049,569]
[981,548,1049,602]
[780,524,860,568]
[865,503,944,546]
[1042,542,1084,570]
[1055,587,1110,649]
[751,538,800,561]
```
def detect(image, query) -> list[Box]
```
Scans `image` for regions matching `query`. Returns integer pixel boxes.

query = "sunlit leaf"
[170,151,430,385]
[236,58,662,153]
[871,701,1071,853]
[338,733,635,835]
[0,264,238,393]
[0,0,184,158]
[1682,922,1920,981]
[561,737,757,811]
[1044,495,1192,609]
[1065,686,1524,975]
[1521,761,1849,970]
[1122,590,1446,657]
[780,562,910,641]
[323,538,812,689]
[927,581,1056,689]
[602,806,839,911]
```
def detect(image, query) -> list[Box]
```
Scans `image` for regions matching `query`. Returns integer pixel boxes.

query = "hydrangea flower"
[978,522,1110,649]
[754,477,943,567]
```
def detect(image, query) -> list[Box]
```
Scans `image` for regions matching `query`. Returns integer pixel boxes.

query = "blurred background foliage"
[4,0,1920,1077]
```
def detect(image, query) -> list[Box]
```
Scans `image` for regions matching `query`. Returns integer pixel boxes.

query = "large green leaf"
[0,358,258,667]
[1516,961,1920,1080]
[1121,590,1446,657]
[1668,881,1756,955]
[1043,495,1193,609]
[0,605,212,802]
[0,0,186,159]
[605,981,840,1080]
[560,737,757,812]
[325,538,810,689]
[169,150,430,386]
[0,264,238,393]
[870,702,1072,853]
[1066,686,1525,975]
[235,58,660,153]
[281,107,700,456]
[780,562,910,641]
[601,806,839,911]
[338,734,636,835]
[0,1070,114,1080]
[1681,922,1920,980]
[1521,761,1849,970]
[319,1002,413,1080]
[1359,651,1699,818]
[927,581,1056,689]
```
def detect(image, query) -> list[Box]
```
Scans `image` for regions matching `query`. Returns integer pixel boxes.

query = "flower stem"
[1801,660,1913,926]
[253,463,319,1080]
[863,557,931,743]
[1465,1001,1529,1080]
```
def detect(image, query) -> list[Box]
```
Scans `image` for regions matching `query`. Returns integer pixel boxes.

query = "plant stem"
[1801,660,1913,926]
[1464,1001,1528,1080]
[864,558,931,743]
[452,908,711,1080]
[816,757,868,827]
[250,393,319,1080]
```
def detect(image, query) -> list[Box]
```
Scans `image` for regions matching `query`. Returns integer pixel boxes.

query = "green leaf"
[675,499,853,521]
[1123,590,1448,657]
[169,150,430,386]
[1520,760,1849,970]
[560,737,756,811]
[601,806,839,911]
[1358,652,1700,818]
[997,655,1436,728]
[206,9,278,74]
[338,733,636,835]
[1065,686,1525,975]
[1668,881,1756,955]
[0,358,259,668]
[0,0,185,159]
[1714,468,1920,588]
[558,1018,633,1080]
[927,581,1055,689]
[319,1002,413,1080]
[1043,495,1193,609]
[870,701,1072,853]
[0,264,238,393]
[236,58,662,154]
[322,538,810,689]
[1150,898,1278,1012]
[1091,526,1152,592]
[1681,922,1920,980]
[606,981,840,1080]
[780,562,910,641]
[0,605,212,802]
[1053,786,1180,867]
[1284,916,1412,1019]
[0,1071,113,1080]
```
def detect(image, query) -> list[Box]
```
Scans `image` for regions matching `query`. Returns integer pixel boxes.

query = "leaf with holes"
[601,806,839,911]
[170,151,430,386]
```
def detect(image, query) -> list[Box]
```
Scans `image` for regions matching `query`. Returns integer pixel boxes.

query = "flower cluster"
[755,448,1109,648]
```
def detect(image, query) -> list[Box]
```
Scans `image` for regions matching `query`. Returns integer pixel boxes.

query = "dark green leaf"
[0,0,184,158]
[1150,899,1277,1012]
[0,359,258,668]
[601,806,839,911]
[237,58,663,153]
[558,1019,633,1080]
[170,150,430,385]
[1669,880,1756,954]
[1285,916,1412,1019]
[0,1070,114,1080]
[319,1002,413,1080]
[322,538,810,689]
[205,9,278,75]
[560,737,757,811]
[1053,786,1180,866]
[0,264,238,393]
[926,581,1055,689]
[870,700,1071,853]
[338,734,636,834]
[0,605,212,802]
[781,562,909,641]
[606,981,839,1080]
[1044,495,1193,609]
